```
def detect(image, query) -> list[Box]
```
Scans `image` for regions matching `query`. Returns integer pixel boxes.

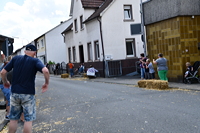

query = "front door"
[79,45,84,63]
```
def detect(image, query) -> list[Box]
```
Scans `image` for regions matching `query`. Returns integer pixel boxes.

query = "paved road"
[2,75,200,133]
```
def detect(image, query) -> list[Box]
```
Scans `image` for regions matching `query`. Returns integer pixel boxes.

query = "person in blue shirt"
[1,44,49,133]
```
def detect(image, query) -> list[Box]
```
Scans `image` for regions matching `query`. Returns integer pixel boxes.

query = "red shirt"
[68,63,74,69]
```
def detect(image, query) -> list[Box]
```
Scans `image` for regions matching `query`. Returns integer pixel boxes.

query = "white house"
[45,18,72,64]
[35,35,46,64]
[35,18,72,64]
[62,0,145,77]
[12,46,26,56]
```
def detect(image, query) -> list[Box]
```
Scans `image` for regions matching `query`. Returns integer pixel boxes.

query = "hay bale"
[138,80,169,90]
[152,80,161,89]
[146,80,154,89]
[138,80,147,88]
[152,80,169,90]
[159,80,169,90]
[61,73,69,78]
[82,73,87,78]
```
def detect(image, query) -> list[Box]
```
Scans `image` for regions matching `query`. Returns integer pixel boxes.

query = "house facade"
[11,46,26,56]
[34,19,72,65]
[62,0,145,77]
[143,0,200,82]
[35,35,46,64]
[45,19,72,64]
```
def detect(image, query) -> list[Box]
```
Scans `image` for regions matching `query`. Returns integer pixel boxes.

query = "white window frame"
[41,39,44,47]
[87,42,93,61]
[37,42,39,50]
[124,5,133,20]
[80,15,84,30]
[94,41,100,60]
[74,19,78,32]
[72,46,76,62]
[126,39,136,57]
[68,47,72,62]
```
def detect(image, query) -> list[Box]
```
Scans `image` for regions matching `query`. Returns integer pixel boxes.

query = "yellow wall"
[37,36,46,54]
[146,16,200,82]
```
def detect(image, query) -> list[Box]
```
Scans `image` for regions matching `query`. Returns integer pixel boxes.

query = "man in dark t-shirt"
[1,44,49,133]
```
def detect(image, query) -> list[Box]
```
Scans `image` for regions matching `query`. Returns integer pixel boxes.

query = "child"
[185,62,193,77]
[139,53,147,80]
[146,59,155,79]
[143,59,150,79]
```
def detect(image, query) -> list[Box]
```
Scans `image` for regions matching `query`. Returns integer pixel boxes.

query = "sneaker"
[5,116,9,120]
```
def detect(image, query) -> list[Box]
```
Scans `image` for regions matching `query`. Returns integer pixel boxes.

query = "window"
[94,41,100,60]
[124,5,133,20]
[74,19,78,32]
[80,15,84,30]
[87,42,93,61]
[72,46,76,62]
[126,39,136,57]
[41,39,44,47]
[37,42,39,49]
[68,47,71,62]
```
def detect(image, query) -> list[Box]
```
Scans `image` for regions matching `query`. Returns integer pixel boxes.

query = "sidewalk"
[52,73,200,91]
[88,75,200,91]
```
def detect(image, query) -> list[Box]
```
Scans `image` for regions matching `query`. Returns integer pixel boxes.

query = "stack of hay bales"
[138,80,169,90]
[61,73,69,78]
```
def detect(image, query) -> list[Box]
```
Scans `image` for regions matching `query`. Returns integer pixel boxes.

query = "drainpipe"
[140,0,147,56]
[5,38,9,58]
[97,17,106,78]
[43,36,47,64]
[61,33,65,43]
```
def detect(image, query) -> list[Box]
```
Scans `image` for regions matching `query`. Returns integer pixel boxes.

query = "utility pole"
[5,38,9,58]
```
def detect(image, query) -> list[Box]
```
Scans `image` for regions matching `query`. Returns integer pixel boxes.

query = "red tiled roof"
[84,0,113,23]
[81,0,105,8]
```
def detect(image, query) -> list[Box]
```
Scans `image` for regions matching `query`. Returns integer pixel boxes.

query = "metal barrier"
[105,60,122,77]
[60,62,67,74]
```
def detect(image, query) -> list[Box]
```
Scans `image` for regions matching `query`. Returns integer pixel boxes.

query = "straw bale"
[152,80,161,89]
[138,80,169,90]
[61,73,69,78]
[160,80,169,90]
[82,73,87,78]
[146,80,154,89]
[152,80,169,90]
[138,80,147,88]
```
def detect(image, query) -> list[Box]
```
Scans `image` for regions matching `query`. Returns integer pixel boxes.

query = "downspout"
[97,17,106,78]
[61,33,65,43]
[44,36,47,64]
[140,0,147,56]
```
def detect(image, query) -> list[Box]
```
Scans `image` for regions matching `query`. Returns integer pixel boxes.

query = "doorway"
[79,45,84,63]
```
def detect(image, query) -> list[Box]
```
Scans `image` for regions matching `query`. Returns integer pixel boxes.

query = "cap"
[26,44,37,51]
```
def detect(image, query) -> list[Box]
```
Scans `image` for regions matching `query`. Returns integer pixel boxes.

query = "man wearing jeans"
[1,44,49,133]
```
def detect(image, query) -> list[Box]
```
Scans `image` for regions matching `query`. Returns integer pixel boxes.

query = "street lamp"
[12,37,29,51]
[12,36,29,46]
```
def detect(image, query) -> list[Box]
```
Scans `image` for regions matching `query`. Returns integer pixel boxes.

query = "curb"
[41,74,200,91]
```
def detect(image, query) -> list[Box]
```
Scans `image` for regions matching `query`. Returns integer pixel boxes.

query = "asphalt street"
[0,74,198,133]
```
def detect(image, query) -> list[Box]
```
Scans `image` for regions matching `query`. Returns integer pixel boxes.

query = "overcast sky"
[0,0,71,51]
